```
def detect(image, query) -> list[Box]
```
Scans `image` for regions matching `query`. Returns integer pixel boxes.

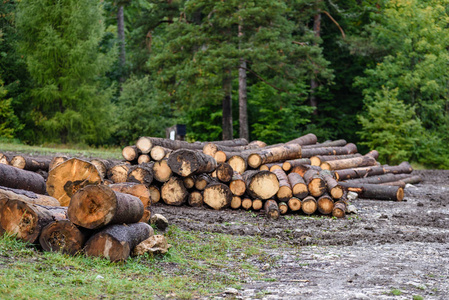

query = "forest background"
[0,0,448,168]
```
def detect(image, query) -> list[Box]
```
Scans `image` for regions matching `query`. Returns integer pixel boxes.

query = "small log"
[90,159,117,179]
[153,159,172,183]
[203,142,259,157]
[230,196,242,209]
[122,145,140,162]
[365,150,379,160]
[302,139,347,149]
[227,154,248,174]
[248,144,302,169]
[379,175,423,187]
[339,182,404,201]
[320,170,344,199]
[136,137,202,153]
[320,155,377,171]
[241,198,253,210]
[242,170,279,200]
[107,164,130,183]
[264,199,280,220]
[161,177,188,206]
[252,199,263,210]
[343,173,415,185]
[332,201,346,218]
[39,220,90,255]
[285,133,318,146]
[289,164,320,177]
[49,156,69,171]
[68,185,144,230]
[203,182,232,210]
[150,146,172,161]
[216,163,234,183]
[229,172,246,196]
[188,191,203,207]
[303,169,326,197]
[148,185,161,204]
[11,155,51,172]
[183,176,196,189]
[0,199,67,243]
[287,197,301,212]
[334,161,413,181]
[271,169,293,202]
[301,143,358,158]
[137,154,151,164]
[278,202,288,215]
[0,186,59,206]
[310,154,361,167]
[0,164,47,194]
[301,196,317,215]
[195,174,213,191]
[0,153,11,165]
[127,162,154,186]
[84,222,152,262]
[317,194,334,215]
[168,149,217,177]
[287,173,308,199]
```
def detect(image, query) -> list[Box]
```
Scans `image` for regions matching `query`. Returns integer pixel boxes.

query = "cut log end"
[203,183,232,210]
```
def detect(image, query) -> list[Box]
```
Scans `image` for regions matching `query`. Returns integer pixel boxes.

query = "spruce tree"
[16,0,115,144]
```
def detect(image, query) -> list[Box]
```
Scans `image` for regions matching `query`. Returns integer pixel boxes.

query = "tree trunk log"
[260,163,283,172]
[68,185,144,230]
[301,196,317,215]
[168,149,217,177]
[379,175,422,187]
[248,144,302,168]
[310,154,361,167]
[107,163,130,183]
[317,194,334,215]
[150,146,172,161]
[241,198,252,210]
[10,155,51,172]
[302,139,347,149]
[152,159,172,183]
[161,177,188,206]
[303,169,326,197]
[0,164,47,195]
[188,191,203,207]
[84,222,152,262]
[0,199,67,243]
[39,220,90,255]
[289,164,321,177]
[226,153,248,174]
[286,173,307,199]
[127,162,154,186]
[301,143,358,158]
[90,159,118,180]
[285,133,317,146]
[49,156,69,171]
[334,161,413,181]
[203,143,258,157]
[137,154,151,164]
[149,185,161,204]
[321,155,377,171]
[183,176,196,189]
[271,169,292,202]
[229,172,246,196]
[264,199,280,220]
[339,182,404,201]
[320,170,344,199]
[122,145,140,162]
[203,182,232,210]
[278,202,288,215]
[252,199,263,210]
[287,197,301,212]
[332,201,346,218]
[0,186,59,206]
[242,170,279,200]
[230,196,242,209]
[0,153,11,165]
[343,173,415,185]
[195,174,213,191]
[108,182,151,220]
[216,163,234,183]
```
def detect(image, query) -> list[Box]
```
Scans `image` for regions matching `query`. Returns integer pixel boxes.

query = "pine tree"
[16,0,115,144]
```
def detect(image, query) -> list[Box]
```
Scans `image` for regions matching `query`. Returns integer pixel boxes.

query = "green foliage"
[358,87,423,165]
[16,0,116,145]
[113,75,175,145]
[0,78,22,139]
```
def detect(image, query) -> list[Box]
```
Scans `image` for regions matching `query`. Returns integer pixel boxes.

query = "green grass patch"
[0,226,290,299]
[390,288,403,296]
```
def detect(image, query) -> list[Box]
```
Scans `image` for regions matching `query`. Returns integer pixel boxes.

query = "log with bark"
[122,145,140,162]
[68,185,144,230]
[49,156,69,171]
[241,198,253,210]
[0,186,60,206]
[303,169,326,198]
[264,199,280,220]
[108,182,152,221]
[287,197,301,212]
[39,220,90,255]
[182,176,196,189]
[260,163,283,172]
[301,143,358,158]
[202,142,260,157]
[107,164,130,183]
[285,133,318,146]
[230,196,242,209]
[320,155,377,171]
[317,194,334,215]
[278,202,288,215]
[343,173,416,185]
[152,159,172,183]
[320,170,344,199]
[271,169,293,202]
[127,162,154,186]
[195,174,213,191]
[334,161,413,181]
[287,172,308,199]
[84,222,152,262]
[137,154,151,164]
[242,170,279,200]
[0,199,67,243]
[301,196,318,215]
[226,153,248,174]
[168,149,217,177]
[216,163,234,183]
[203,182,232,210]
[252,199,263,210]
[310,154,361,167]
[148,185,161,204]
[0,153,11,165]
[247,144,302,169]
[339,182,404,201]
[137,137,248,153]
[188,191,203,207]
[161,177,188,206]
[0,163,47,195]
[282,158,311,172]
[229,172,246,196]
[150,146,172,161]
[301,139,347,149]
[10,155,51,172]
[378,175,423,187]
[332,201,346,218]
[90,159,118,179]
[289,164,321,177]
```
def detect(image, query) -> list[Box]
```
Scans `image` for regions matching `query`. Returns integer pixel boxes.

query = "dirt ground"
[152,170,449,299]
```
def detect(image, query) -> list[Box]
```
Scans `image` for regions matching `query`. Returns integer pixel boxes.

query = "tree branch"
[240,66,290,94]
[322,11,345,39]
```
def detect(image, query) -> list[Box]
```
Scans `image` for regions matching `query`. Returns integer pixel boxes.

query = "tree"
[16,0,115,144]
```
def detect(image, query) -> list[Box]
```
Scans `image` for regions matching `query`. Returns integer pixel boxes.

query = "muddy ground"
[152,170,449,299]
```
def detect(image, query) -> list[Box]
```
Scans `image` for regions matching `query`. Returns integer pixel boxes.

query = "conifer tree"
[16,0,115,144]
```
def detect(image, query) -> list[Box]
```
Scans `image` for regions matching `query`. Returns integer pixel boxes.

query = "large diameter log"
[247,144,302,169]
[242,170,279,200]
[39,220,89,255]
[287,197,301,212]
[287,173,308,199]
[46,158,102,207]
[68,185,144,230]
[301,143,358,158]
[320,170,344,199]
[229,172,246,196]
[264,199,280,220]
[161,177,188,206]
[84,222,152,262]
[334,161,413,181]
[301,196,317,215]
[122,145,140,162]
[11,155,51,172]
[0,164,46,195]
[321,155,377,171]
[153,159,172,183]
[216,163,234,183]
[203,182,232,210]
[317,194,334,215]
[168,149,217,177]
[127,162,154,186]
[0,199,67,243]
[310,154,361,167]
[303,169,326,197]
[271,169,292,202]
[107,164,130,183]
[339,182,404,201]
[0,186,60,206]
[302,139,347,149]
[282,158,311,172]
[188,191,203,207]
[227,154,248,174]
[285,133,318,146]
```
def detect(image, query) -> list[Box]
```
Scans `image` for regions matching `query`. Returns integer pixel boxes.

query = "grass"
[0,225,290,299]
[390,288,402,296]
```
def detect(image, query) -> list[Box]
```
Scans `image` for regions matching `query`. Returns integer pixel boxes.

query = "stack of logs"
[0,133,422,259]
